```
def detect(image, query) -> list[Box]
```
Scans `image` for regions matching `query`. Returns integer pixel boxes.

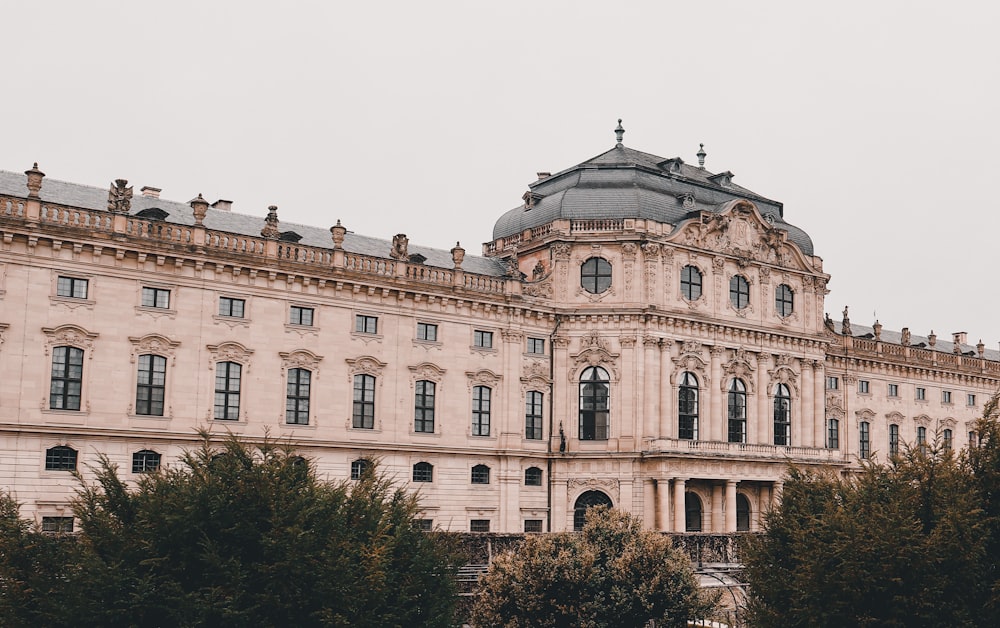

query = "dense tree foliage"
[0,433,459,627]
[744,392,1000,627]
[470,506,717,628]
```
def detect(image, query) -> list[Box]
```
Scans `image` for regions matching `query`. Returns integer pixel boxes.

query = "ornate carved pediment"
[43,324,99,350]
[570,331,619,373]
[914,414,932,428]
[523,275,552,298]
[856,408,876,421]
[826,394,844,419]
[768,354,799,395]
[207,341,253,366]
[671,341,708,384]
[670,198,814,271]
[129,334,180,362]
[409,362,445,382]
[722,347,756,392]
[567,478,620,501]
[886,411,905,423]
[281,349,323,371]
[466,369,502,388]
[940,417,957,429]
[521,361,551,391]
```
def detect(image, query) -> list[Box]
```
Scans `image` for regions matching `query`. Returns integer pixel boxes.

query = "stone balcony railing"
[647,438,847,464]
[0,194,507,296]
[831,333,1000,375]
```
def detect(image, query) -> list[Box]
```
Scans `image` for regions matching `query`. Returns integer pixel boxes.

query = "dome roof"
[492,143,815,256]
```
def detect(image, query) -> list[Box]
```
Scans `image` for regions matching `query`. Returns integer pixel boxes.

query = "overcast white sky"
[5,1,999,347]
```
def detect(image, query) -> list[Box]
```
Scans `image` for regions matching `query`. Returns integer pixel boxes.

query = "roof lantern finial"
[614,119,625,147]
[697,143,707,168]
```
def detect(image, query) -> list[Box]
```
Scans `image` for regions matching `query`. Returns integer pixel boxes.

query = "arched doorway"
[736,493,751,531]
[573,490,613,531]
[685,492,703,532]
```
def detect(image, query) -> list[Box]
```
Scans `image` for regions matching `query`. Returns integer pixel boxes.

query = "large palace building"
[1,125,997,535]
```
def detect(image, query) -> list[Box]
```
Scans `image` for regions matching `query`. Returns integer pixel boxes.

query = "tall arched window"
[889,424,900,456]
[50,346,84,411]
[678,372,699,440]
[286,368,311,425]
[579,367,610,441]
[472,386,491,436]
[680,265,703,300]
[352,374,375,429]
[917,426,927,453]
[775,284,794,317]
[773,383,791,446]
[573,490,613,531]
[414,381,435,433]
[729,275,750,309]
[859,421,871,459]
[943,428,953,450]
[136,354,167,416]
[828,418,840,449]
[736,494,751,531]
[214,361,242,421]
[728,379,747,443]
[685,492,703,532]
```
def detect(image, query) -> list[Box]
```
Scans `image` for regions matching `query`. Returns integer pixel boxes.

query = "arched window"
[773,383,791,446]
[917,426,927,453]
[472,386,491,436]
[736,494,751,532]
[580,257,612,294]
[524,467,543,486]
[50,346,84,411]
[471,464,490,484]
[685,492,703,532]
[889,424,900,456]
[414,381,435,433]
[728,379,747,443]
[579,367,610,441]
[680,265,702,300]
[729,275,750,309]
[859,421,871,459]
[45,446,77,471]
[943,428,953,451]
[214,361,242,421]
[131,450,161,473]
[525,391,543,440]
[775,284,794,317]
[350,459,370,480]
[412,461,433,483]
[286,368,311,425]
[678,372,699,440]
[352,374,375,429]
[573,490,613,531]
[828,418,840,449]
[136,354,167,416]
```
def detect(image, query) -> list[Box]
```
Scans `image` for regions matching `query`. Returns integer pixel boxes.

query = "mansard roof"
[0,170,507,277]
[841,321,1000,362]
[492,143,816,256]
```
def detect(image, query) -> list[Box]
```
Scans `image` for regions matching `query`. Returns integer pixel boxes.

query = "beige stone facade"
[1,142,997,535]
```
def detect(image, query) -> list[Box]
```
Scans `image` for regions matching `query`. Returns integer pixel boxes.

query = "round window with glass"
[580,257,612,294]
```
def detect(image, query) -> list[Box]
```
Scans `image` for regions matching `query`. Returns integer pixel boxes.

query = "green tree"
[470,506,717,627]
[965,390,1000,623]
[0,433,459,627]
[743,443,989,628]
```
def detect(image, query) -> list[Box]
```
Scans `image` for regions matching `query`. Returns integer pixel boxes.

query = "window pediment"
[43,324,98,352]
[282,349,323,371]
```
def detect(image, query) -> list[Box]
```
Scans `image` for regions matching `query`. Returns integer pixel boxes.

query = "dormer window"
[135,207,169,220]
[279,231,302,243]
[408,253,427,264]
[708,171,734,187]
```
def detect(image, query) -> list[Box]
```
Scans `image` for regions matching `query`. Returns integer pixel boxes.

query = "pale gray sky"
[5,1,999,347]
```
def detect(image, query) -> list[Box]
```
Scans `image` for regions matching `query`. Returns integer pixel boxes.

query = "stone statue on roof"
[841,306,851,336]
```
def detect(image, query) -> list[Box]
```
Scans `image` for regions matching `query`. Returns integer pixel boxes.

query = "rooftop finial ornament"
[108,179,133,214]
[697,143,707,168]
[614,119,625,147]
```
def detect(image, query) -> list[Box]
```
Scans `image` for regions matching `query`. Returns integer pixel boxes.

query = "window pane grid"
[286,368,311,425]
[218,297,245,317]
[525,391,543,440]
[681,265,703,300]
[727,379,747,443]
[774,384,791,446]
[290,306,314,326]
[352,374,375,429]
[471,464,490,484]
[729,276,750,309]
[412,462,433,482]
[678,372,699,440]
[472,386,491,436]
[417,322,437,341]
[775,284,793,317]
[141,287,170,308]
[132,450,161,473]
[50,346,83,410]
[214,362,241,420]
[57,276,88,299]
[859,421,870,459]
[355,315,378,334]
[579,367,610,441]
[414,381,435,433]
[45,446,77,471]
[580,257,612,294]
[135,354,166,416]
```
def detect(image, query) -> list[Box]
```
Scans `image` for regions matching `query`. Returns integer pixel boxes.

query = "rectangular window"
[132,450,161,473]
[524,519,544,533]
[527,338,545,354]
[214,362,241,420]
[889,424,899,456]
[415,519,433,531]
[474,330,493,349]
[472,386,491,436]
[827,376,839,390]
[888,383,899,397]
[218,297,245,318]
[470,519,491,533]
[141,287,170,309]
[290,306,314,326]
[471,465,490,484]
[916,387,926,401]
[416,322,438,342]
[41,516,74,534]
[50,346,84,411]
[942,390,952,404]
[352,374,375,429]
[969,394,977,407]
[414,380,435,433]
[135,354,166,416]
[859,421,870,459]
[525,391,544,440]
[355,314,378,334]
[286,368,311,425]
[56,276,88,299]
[827,418,840,449]
[858,380,870,394]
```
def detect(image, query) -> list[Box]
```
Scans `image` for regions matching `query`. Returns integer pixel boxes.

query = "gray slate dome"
[492,144,815,256]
